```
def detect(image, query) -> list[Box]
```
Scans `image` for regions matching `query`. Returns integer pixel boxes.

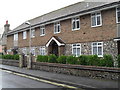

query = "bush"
[117,54,120,67]
[14,55,19,60]
[0,55,2,59]
[100,55,114,67]
[87,55,100,66]
[66,56,78,64]
[37,55,48,62]
[48,54,58,63]
[2,54,19,60]
[78,55,88,65]
[57,55,67,64]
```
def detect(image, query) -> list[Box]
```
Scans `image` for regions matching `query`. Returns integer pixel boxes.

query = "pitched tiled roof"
[8,0,120,34]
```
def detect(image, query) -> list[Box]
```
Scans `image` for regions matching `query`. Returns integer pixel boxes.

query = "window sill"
[98,55,103,57]
[91,24,102,28]
[40,34,45,37]
[31,36,35,38]
[72,28,80,31]
[116,22,120,24]
[54,32,61,34]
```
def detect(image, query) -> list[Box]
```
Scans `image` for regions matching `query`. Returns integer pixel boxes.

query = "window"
[31,30,35,38]
[14,33,18,46]
[72,17,80,30]
[39,46,46,55]
[92,42,103,57]
[23,31,27,39]
[14,33,18,41]
[91,12,102,27]
[40,26,45,36]
[54,22,61,34]
[72,44,81,57]
[116,7,120,23]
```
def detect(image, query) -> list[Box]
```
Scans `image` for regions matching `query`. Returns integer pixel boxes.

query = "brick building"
[6,1,120,61]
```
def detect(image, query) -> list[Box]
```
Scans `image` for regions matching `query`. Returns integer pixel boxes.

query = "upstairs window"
[31,29,35,38]
[116,7,120,23]
[92,42,103,57]
[72,17,80,30]
[14,33,18,41]
[54,22,61,34]
[91,12,102,27]
[23,31,27,39]
[40,26,45,36]
[72,44,81,57]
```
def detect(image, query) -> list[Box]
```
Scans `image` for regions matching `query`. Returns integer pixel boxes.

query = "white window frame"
[39,46,46,55]
[116,7,120,23]
[14,33,18,46]
[72,43,81,57]
[14,33,18,41]
[72,17,80,31]
[91,12,102,27]
[92,42,103,57]
[23,31,27,39]
[54,22,61,34]
[40,26,45,36]
[31,29,35,38]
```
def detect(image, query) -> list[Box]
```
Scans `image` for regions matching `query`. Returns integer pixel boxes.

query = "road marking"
[0,68,79,89]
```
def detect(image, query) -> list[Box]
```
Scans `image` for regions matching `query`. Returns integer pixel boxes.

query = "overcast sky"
[0,0,85,34]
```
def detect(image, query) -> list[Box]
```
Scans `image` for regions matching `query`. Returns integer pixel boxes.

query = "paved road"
[0,70,59,89]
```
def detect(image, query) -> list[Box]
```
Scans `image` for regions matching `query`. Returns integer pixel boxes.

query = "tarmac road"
[0,70,59,89]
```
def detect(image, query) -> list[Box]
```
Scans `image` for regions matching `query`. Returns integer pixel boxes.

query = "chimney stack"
[4,20,10,33]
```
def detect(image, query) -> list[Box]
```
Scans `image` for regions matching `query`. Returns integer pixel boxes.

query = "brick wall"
[7,8,117,52]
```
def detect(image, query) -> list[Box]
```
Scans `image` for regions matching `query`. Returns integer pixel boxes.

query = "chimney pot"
[6,20,8,24]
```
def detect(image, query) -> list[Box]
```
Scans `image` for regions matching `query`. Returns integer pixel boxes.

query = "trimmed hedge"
[99,55,114,67]
[36,54,119,68]
[78,55,88,65]
[48,54,58,63]
[66,56,78,64]
[118,54,120,67]
[37,55,48,62]
[57,55,67,64]
[2,54,19,60]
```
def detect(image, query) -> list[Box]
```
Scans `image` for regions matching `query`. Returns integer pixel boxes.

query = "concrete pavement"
[0,64,119,90]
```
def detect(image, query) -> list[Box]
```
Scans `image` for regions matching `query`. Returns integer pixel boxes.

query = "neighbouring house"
[2,21,10,55]
[6,1,120,63]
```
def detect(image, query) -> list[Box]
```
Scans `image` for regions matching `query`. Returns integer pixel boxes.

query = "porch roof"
[46,36,65,47]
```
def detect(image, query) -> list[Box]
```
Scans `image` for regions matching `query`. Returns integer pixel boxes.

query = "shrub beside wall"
[118,54,120,67]
[57,55,67,64]
[2,55,19,60]
[37,55,48,62]
[48,54,58,63]
[36,54,118,68]
[66,56,78,64]
[99,55,114,67]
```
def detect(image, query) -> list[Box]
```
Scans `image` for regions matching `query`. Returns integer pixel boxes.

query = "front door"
[51,41,58,56]
[48,41,58,56]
